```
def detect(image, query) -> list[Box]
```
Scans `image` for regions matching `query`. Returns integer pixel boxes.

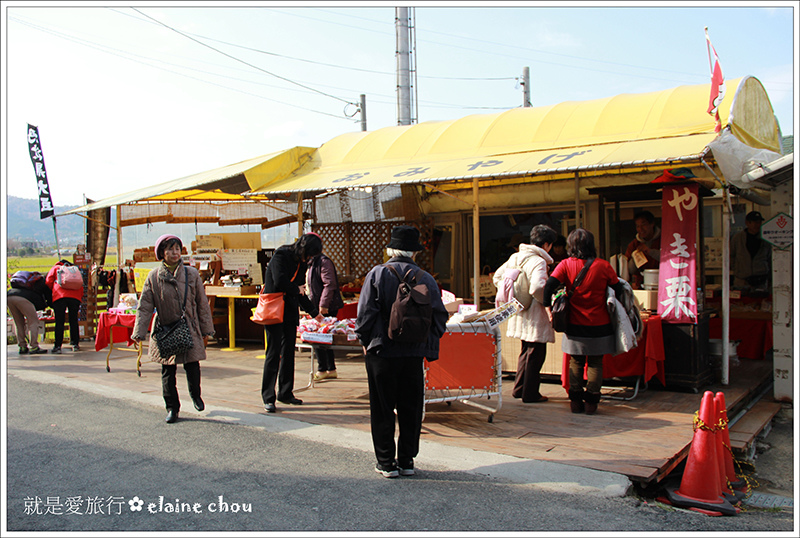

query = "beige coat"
[493,244,555,344]
[132,264,214,365]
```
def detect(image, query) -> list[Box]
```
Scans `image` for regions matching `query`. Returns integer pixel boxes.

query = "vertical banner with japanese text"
[657,184,699,323]
[27,124,55,219]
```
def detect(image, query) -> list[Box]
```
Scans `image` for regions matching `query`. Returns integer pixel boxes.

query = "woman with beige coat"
[493,224,557,403]
[132,234,215,424]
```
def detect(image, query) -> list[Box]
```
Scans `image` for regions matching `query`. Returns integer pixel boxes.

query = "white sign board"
[220,249,258,270]
[761,212,793,250]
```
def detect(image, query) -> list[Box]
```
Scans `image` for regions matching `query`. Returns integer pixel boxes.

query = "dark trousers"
[315,347,336,372]
[512,341,547,402]
[162,361,201,411]
[365,353,424,468]
[261,322,298,404]
[568,354,604,394]
[53,297,81,348]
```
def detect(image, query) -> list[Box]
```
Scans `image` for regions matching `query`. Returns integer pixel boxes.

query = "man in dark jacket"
[7,273,52,354]
[355,225,448,478]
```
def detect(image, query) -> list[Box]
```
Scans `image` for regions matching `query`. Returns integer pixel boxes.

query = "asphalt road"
[4,374,795,533]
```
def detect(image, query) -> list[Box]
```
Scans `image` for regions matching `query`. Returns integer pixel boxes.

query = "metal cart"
[425,321,503,422]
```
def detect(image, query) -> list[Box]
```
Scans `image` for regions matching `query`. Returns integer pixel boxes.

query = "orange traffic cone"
[663,391,737,516]
[715,392,748,493]
[714,393,740,503]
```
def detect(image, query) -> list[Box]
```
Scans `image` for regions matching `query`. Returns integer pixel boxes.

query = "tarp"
[247,76,780,195]
[62,146,315,215]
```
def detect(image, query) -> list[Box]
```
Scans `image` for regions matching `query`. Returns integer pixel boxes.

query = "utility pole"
[522,66,531,107]
[396,7,416,125]
[360,94,367,132]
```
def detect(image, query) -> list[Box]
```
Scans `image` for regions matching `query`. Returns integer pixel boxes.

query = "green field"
[6,255,118,283]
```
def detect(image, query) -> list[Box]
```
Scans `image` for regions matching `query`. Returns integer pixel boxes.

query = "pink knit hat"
[154,234,182,261]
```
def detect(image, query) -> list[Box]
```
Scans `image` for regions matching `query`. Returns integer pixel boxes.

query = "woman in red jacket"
[544,229,625,415]
[45,260,85,354]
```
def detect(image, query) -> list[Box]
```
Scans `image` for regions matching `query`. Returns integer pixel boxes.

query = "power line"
[9,15,350,120]
[130,7,357,107]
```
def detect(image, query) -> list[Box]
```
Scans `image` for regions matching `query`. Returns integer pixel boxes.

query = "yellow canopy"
[249,76,780,195]
[63,146,315,215]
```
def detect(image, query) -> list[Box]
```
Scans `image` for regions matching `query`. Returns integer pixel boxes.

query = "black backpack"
[385,264,433,344]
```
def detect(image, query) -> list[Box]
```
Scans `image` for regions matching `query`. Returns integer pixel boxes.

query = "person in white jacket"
[493,224,558,403]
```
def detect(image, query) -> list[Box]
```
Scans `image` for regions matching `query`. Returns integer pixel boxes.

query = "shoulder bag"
[551,258,595,333]
[151,265,194,357]
[251,264,299,325]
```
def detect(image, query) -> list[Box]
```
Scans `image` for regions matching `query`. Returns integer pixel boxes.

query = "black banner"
[27,124,55,219]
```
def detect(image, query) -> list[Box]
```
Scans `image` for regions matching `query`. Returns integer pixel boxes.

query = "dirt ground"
[748,404,795,499]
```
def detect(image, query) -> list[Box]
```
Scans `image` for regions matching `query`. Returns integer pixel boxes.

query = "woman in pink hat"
[132,234,215,424]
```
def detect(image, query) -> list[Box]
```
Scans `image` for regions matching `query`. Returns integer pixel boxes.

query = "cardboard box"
[633,289,659,311]
[196,234,224,250]
[204,285,259,297]
[222,232,261,250]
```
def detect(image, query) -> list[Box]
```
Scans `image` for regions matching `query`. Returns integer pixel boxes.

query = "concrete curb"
[9,369,632,498]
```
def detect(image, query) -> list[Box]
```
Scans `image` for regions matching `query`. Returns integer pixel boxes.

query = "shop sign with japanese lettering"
[657,184,699,323]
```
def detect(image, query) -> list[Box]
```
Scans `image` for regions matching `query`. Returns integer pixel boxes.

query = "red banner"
[657,184,699,323]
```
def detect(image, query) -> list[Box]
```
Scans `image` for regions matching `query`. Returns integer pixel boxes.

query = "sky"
[1,1,797,208]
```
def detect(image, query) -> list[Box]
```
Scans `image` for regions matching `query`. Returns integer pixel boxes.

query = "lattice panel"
[351,223,390,278]
[314,224,350,279]
[312,220,434,280]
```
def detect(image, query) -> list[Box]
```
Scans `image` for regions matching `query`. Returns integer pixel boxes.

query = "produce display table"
[95,312,146,376]
[296,331,361,392]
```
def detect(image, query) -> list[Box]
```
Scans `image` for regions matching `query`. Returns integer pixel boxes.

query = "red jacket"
[46,262,84,302]
[550,257,619,327]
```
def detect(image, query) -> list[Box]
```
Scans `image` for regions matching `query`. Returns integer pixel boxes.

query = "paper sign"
[301,332,334,344]
[458,304,478,314]
[441,289,456,303]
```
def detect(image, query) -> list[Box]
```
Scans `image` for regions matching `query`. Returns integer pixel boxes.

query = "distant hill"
[5,196,97,247]
[5,196,295,252]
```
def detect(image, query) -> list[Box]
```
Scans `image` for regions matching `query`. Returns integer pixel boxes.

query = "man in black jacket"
[355,225,448,478]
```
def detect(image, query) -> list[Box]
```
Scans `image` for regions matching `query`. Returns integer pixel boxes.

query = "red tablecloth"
[709,317,772,360]
[561,315,666,391]
[94,312,138,352]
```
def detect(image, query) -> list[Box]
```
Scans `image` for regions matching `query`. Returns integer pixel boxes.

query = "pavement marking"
[9,368,632,498]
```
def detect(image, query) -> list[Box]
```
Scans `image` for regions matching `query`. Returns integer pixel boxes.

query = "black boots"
[568,390,585,414]
[165,409,179,423]
[192,396,205,412]
[584,391,601,415]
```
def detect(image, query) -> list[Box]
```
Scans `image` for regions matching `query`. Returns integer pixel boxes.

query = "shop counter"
[709,315,773,360]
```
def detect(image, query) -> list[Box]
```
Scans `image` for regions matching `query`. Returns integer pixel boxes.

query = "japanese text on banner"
[657,184,699,323]
[27,124,55,219]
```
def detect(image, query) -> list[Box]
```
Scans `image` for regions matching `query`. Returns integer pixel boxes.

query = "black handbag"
[151,266,194,357]
[551,258,594,333]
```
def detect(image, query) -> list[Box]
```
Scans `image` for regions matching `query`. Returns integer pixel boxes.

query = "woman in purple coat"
[306,238,344,380]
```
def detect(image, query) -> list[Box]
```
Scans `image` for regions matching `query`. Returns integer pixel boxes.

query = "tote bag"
[251,292,285,325]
